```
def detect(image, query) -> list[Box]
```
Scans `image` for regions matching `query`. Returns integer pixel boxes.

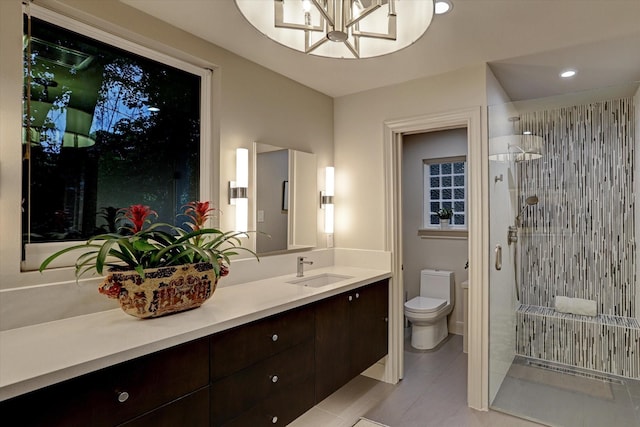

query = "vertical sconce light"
[229,148,249,232]
[321,166,334,234]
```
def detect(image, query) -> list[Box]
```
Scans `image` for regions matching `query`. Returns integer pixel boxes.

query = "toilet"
[404,269,454,350]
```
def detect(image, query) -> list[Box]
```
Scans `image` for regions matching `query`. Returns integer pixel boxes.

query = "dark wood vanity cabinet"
[1,278,389,427]
[315,279,389,402]
[0,337,210,427]
[210,307,316,426]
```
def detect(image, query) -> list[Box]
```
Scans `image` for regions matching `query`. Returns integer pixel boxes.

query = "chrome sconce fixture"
[320,166,335,233]
[229,148,249,232]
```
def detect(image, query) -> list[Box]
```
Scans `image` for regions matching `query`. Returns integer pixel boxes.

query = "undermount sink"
[287,273,353,288]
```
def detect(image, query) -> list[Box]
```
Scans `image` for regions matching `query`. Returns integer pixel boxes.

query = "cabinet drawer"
[1,338,209,427]
[211,307,314,380]
[121,386,210,427]
[221,375,315,427]
[211,339,314,425]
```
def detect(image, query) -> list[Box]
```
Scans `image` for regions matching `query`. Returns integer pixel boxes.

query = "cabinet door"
[349,280,389,378]
[314,291,350,402]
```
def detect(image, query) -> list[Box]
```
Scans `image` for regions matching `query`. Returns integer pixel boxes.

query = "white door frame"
[383,107,488,410]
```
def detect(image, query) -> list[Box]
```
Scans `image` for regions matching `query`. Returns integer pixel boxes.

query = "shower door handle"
[495,244,502,271]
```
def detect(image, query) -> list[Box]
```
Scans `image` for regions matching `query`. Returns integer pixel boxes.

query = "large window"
[22,13,205,267]
[423,157,467,229]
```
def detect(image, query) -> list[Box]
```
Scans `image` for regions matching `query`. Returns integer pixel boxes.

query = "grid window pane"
[424,160,467,229]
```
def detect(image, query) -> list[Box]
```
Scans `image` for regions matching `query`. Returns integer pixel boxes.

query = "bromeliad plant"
[39,201,256,280]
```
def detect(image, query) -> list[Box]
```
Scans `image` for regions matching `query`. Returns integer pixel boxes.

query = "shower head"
[516,195,539,226]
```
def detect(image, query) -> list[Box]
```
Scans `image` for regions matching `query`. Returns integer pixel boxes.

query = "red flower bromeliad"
[183,201,216,230]
[119,204,157,233]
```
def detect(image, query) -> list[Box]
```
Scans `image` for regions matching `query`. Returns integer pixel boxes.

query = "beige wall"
[0,0,333,326]
[333,65,488,250]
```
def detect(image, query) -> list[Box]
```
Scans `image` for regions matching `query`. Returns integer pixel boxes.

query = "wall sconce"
[320,166,334,234]
[229,148,249,232]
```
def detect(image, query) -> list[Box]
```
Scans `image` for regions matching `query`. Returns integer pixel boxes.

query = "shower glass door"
[488,84,640,426]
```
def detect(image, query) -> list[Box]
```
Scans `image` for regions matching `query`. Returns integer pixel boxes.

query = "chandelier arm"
[343,39,359,58]
[352,14,397,40]
[274,1,324,31]
[305,34,330,54]
[311,0,335,27]
[346,1,381,27]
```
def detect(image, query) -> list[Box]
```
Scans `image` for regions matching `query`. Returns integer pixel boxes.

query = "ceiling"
[119,0,640,100]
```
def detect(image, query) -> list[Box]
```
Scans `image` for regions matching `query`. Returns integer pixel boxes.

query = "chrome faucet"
[296,256,313,277]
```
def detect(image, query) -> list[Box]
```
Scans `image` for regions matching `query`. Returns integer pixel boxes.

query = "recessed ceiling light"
[435,0,453,15]
[560,69,577,78]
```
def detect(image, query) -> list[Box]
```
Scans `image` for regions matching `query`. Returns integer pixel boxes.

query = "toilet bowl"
[404,269,454,350]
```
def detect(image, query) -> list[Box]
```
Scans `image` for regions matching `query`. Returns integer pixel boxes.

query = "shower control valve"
[507,226,518,245]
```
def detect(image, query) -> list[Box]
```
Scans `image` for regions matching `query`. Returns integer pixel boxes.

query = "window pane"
[23,17,201,245]
[454,201,465,212]
[430,189,440,199]
[454,215,465,225]
[430,214,439,225]
[441,163,452,174]
[442,201,452,209]
[430,164,439,175]
[442,189,452,200]
[430,202,439,213]
[454,175,465,186]
[430,177,439,187]
[453,162,465,173]
[454,188,465,199]
[442,176,452,187]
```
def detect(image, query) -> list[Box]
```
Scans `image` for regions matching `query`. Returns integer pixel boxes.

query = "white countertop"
[0,266,390,401]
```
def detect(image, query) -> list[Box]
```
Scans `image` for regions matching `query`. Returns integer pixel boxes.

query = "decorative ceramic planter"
[440,218,450,229]
[99,262,217,319]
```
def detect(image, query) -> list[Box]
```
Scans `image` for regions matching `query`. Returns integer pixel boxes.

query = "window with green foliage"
[423,157,467,228]
[22,14,203,255]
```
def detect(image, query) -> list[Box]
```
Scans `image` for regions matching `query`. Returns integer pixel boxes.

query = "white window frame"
[422,156,467,231]
[5,4,215,284]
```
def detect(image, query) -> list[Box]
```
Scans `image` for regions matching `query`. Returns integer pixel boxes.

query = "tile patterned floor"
[290,335,543,426]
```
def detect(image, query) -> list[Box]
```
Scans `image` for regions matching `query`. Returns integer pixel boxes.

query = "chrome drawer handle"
[271,334,278,342]
[271,416,278,424]
[355,293,360,299]
[348,295,353,301]
[271,375,279,383]
[116,391,129,403]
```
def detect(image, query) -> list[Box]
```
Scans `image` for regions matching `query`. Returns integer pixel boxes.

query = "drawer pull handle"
[271,416,278,424]
[348,295,353,301]
[271,334,279,342]
[271,375,279,383]
[116,391,130,403]
[355,293,360,299]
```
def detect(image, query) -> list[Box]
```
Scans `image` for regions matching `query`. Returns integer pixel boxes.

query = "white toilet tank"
[420,269,454,304]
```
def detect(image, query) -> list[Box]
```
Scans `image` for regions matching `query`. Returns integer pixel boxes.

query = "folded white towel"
[555,296,597,316]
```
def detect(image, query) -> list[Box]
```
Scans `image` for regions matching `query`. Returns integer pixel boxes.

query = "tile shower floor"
[290,335,542,426]
[492,356,640,427]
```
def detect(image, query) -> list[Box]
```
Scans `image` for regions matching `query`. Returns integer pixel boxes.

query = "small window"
[423,157,467,229]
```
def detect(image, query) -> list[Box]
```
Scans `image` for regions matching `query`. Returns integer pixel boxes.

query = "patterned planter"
[99,262,218,319]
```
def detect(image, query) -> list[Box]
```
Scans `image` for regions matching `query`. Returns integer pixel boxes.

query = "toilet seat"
[404,296,447,313]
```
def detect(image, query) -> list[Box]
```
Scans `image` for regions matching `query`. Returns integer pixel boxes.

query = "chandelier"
[234,0,434,59]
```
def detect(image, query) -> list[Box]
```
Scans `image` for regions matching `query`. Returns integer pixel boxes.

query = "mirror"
[254,143,317,254]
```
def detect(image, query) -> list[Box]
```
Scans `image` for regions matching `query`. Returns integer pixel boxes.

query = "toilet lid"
[405,296,447,313]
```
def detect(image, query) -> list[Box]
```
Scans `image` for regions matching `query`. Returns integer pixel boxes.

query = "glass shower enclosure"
[488,83,640,426]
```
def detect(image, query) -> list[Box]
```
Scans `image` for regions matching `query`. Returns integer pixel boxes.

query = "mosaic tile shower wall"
[514,97,639,378]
